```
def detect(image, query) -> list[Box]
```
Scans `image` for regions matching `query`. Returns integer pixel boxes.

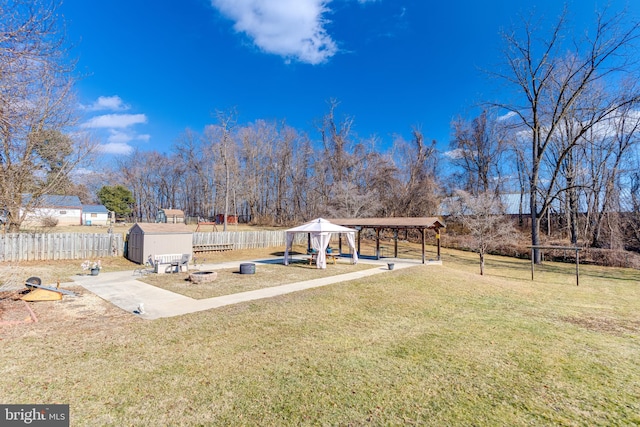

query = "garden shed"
[157,208,185,223]
[126,223,193,264]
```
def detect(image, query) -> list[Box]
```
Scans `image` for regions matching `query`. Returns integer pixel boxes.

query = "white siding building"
[82,205,110,226]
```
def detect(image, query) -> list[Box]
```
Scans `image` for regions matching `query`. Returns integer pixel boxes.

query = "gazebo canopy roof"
[286,218,357,234]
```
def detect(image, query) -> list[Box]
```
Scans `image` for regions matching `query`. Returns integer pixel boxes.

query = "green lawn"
[1,248,639,426]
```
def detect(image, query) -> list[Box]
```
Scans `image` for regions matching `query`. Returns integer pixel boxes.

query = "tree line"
[100,102,440,230]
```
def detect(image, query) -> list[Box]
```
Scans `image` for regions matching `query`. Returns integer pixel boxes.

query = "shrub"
[41,216,59,227]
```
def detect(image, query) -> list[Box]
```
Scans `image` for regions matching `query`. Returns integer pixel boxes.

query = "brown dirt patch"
[561,315,640,336]
[0,258,139,341]
[0,285,135,340]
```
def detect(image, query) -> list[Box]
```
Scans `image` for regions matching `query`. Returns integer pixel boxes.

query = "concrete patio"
[71,257,435,320]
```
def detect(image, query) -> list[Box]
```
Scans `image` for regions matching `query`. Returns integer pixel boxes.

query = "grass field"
[139,260,379,299]
[1,247,639,426]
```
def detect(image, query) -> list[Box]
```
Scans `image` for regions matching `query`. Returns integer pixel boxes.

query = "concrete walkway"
[71,257,437,320]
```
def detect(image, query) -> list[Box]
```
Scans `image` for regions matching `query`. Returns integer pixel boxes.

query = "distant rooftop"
[22,194,82,208]
[82,204,109,214]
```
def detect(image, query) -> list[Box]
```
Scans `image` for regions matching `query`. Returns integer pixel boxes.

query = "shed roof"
[159,208,185,216]
[130,223,192,234]
[330,217,445,229]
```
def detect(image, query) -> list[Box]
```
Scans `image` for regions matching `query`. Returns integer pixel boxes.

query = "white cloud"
[443,148,464,159]
[107,129,134,145]
[100,142,135,156]
[83,95,130,111]
[78,96,152,156]
[497,111,517,121]
[96,130,150,155]
[81,113,148,129]
[211,0,338,64]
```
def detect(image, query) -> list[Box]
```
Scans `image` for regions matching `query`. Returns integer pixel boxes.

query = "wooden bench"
[154,253,190,274]
[192,243,234,253]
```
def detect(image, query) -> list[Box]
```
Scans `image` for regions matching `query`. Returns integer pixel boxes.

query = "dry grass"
[139,260,377,299]
[1,247,639,425]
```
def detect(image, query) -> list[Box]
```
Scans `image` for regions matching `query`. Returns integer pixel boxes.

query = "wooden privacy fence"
[0,230,306,262]
[192,230,305,250]
[0,233,124,262]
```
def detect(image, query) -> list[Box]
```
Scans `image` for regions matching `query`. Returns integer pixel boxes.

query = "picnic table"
[309,252,337,265]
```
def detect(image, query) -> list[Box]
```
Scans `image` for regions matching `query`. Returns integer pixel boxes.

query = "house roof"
[330,217,445,230]
[82,204,109,214]
[130,223,192,234]
[22,194,82,208]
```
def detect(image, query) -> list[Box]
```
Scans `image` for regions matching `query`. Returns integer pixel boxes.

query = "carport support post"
[421,228,425,264]
[375,228,381,259]
[394,229,398,258]
[436,228,441,261]
[576,249,579,287]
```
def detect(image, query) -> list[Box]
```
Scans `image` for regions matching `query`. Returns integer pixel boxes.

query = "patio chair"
[178,253,190,272]
[166,254,190,274]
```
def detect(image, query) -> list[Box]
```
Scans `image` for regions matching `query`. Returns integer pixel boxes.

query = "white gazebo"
[284,218,359,269]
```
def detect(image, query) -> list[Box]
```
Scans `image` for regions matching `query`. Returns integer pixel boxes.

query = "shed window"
[91,213,97,218]
[59,210,67,215]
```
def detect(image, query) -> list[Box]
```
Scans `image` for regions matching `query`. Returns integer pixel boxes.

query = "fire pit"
[189,271,218,284]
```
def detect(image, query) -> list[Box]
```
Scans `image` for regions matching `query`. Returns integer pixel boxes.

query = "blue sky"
[60,0,640,157]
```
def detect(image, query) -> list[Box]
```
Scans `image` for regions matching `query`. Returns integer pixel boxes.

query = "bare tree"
[0,0,95,231]
[625,151,640,250]
[449,110,507,195]
[319,99,356,186]
[287,132,315,222]
[174,128,215,219]
[392,129,440,216]
[492,6,640,262]
[205,110,238,231]
[582,97,640,248]
[237,121,272,223]
[447,191,515,275]
[118,150,164,221]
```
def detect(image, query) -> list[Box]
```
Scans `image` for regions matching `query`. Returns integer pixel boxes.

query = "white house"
[22,195,82,226]
[82,204,110,226]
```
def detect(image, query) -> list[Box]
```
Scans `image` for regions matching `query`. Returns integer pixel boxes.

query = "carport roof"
[330,217,445,230]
